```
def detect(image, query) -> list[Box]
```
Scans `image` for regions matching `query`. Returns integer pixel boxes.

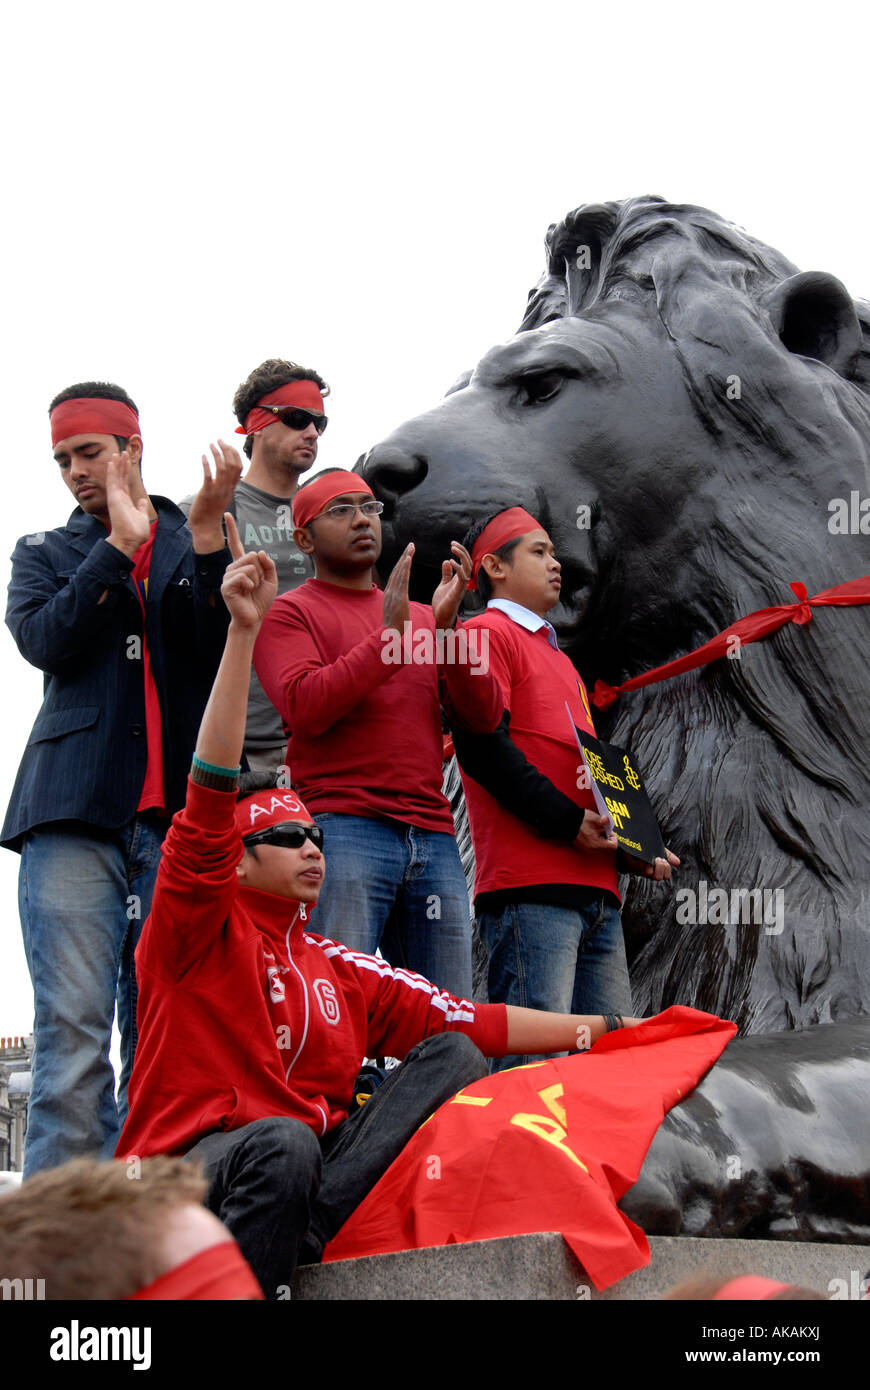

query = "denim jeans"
[19,816,167,1176]
[312,813,473,999]
[186,1032,487,1297]
[478,897,633,1071]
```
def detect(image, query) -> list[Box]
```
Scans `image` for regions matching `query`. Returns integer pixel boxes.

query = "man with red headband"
[452,508,679,1068]
[0,1156,264,1301]
[253,468,503,999]
[2,380,238,1175]
[117,515,640,1297]
[179,359,327,776]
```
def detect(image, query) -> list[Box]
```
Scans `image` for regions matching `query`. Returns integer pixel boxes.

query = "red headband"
[236,380,326,436]
[468,508,543,590]
[235,786,314,838]
[50,398,141,448]
[713,1275,792,1300]
[291,470,374,530]
[128,1240,264,1300]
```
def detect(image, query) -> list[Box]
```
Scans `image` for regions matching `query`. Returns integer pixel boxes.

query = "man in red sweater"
[118,517,639,1297]
[452,508,679,1069]
[253,468,502,999]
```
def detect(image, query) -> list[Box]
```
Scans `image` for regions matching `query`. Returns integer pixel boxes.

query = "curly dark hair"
[233,359,330,459]
[48,380,139,452]
[462,512,522,603]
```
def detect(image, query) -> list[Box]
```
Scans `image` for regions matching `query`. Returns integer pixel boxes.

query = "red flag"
[324,1007,737,1290]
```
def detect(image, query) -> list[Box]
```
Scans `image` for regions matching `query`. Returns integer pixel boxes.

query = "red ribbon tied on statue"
[591,576,870,710]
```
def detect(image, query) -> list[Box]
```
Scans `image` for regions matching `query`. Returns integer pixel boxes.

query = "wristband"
[192,755,241,778]
[190,755,241,792]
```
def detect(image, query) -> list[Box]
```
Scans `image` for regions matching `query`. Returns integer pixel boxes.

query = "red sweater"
[253,578,501,832]
[116,779,507,1158]
[458,609,620,900]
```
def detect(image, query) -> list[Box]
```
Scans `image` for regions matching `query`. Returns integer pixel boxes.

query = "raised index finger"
[224,511,245,561]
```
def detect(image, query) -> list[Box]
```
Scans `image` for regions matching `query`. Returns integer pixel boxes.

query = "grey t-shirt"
[179,479,312,750]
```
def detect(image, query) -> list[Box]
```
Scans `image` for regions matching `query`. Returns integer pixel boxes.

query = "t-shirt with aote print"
[179,479,312,751]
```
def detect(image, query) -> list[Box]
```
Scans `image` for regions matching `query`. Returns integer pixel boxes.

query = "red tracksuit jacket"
[117,779,507,1157]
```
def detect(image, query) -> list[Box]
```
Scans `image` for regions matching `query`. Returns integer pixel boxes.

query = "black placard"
[566,706,666,864]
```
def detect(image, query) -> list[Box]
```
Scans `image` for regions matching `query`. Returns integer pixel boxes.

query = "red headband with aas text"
[234,786,314,838]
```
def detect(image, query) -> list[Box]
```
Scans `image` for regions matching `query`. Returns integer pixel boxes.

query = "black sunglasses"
[261,406,328,435]
[242,822,324,851]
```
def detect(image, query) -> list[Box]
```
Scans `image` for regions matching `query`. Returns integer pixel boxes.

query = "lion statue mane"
[362,195,870,1038]
[358,198,870,1239]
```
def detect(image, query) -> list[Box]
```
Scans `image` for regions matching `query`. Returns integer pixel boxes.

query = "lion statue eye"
[517,371,564,405]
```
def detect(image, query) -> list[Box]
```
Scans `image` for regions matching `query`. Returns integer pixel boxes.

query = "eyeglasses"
[260,406,328,435]
[317,500,384,522]
[242,822,324,851]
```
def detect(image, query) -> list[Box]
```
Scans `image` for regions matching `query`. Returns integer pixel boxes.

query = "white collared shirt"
[487,598,560,651]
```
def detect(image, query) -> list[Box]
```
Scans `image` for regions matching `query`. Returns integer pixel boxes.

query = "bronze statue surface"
[362,195,870,1036]
[360,197,870,1239]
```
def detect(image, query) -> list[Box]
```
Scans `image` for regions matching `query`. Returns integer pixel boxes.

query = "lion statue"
[360,195,870,1043]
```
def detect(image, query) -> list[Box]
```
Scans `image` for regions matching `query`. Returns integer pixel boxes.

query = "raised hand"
[221,512,278,629]
[105,452,152,557]
[431,540,471,632]
[382,542,414,636]
[188,440,244,552]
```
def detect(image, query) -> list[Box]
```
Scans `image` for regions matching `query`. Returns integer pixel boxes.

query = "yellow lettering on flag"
[510,1111,590,1173]
[537,1082,567,1128]
[451,1094,493,1107]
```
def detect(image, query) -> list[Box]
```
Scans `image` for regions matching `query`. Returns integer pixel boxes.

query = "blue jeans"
[19,816,167,1176]
[312,813,473,999]
[478,897,632,1071]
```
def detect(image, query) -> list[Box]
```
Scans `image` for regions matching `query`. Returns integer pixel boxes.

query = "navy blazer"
[2,496,231,850]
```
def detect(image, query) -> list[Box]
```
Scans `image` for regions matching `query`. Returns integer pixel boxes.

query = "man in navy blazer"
[2,380,240,1175]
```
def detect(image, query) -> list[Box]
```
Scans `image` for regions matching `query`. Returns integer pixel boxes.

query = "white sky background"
[0,0,868,1032]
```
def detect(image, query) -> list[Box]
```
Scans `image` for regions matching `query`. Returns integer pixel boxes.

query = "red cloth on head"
[234,785,314,838]
[712,1275,792,1300]
[291,471,374,530]
[50,397,140,447]
[236,380,326,436]
[468,508,543,590]
[128,1240,264,1300]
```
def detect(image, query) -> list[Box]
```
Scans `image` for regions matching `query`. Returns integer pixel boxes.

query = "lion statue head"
[360,195,870,1034]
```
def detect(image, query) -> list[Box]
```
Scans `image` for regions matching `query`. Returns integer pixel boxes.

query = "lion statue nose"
[361,444,428,501]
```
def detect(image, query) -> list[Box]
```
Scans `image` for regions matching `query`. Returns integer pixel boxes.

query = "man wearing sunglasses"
[179,359,328,775]
[117,517,640,1298]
